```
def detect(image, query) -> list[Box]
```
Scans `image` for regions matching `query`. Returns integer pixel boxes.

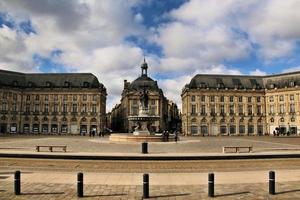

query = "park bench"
[36,145,67,152]
[223,146,253,153]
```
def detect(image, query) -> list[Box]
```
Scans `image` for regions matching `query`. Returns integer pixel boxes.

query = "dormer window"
[269,84,275,89]
[46,81,51,87]
[13,81,18,86]
[64,81,70,87]
[217,83,224,89]
[289,81,295,87]
[200,82,206,88]
[83,82,90,88]
[28,82,33,87]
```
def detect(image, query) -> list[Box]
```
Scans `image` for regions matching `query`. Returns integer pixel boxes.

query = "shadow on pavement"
[215,191,250,197]
[21,192,64,195]
[83,193,126,198]
[150,193,190,198]
[276,189,300,194]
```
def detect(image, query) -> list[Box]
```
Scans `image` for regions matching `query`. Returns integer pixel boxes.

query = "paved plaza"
[1,135,300,154]
[1,135,300,199]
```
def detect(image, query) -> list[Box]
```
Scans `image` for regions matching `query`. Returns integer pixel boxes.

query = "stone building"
[111,60,179,133]
[0,69,106,135]
[182,71,300,136]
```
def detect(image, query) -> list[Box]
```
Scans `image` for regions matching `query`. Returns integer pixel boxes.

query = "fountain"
[109,87,164,142]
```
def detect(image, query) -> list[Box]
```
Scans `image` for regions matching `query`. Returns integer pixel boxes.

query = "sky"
[1,0,300,111]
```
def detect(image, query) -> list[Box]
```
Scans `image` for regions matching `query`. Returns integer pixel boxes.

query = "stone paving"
[1,135,300,154]
[1,180,300,199]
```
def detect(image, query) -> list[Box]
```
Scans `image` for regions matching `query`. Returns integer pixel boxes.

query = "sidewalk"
[1,170,300,199]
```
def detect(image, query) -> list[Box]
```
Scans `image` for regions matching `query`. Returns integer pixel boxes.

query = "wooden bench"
[36,145,67,152]
[223,146,253,153]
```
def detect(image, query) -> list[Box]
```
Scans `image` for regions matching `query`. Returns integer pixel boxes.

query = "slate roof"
[185,71,300,90]
[128,75,160,91]
[0,69,104,89]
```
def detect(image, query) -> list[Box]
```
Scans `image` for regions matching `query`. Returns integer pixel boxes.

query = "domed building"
[111,60,179,133]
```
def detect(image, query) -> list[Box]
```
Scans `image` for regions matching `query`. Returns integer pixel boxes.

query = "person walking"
[174,130,178,142]
[166,130,169,142]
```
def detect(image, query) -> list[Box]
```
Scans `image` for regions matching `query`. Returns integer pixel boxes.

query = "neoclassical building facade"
[182,71,300,136]
[0,70,106,135]
[111,60,179,133]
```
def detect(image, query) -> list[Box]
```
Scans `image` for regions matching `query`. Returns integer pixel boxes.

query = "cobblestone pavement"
[1,181,300,199]
[1,135,300,154]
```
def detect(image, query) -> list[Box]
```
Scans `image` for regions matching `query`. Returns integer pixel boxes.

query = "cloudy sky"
[1,0,300,111]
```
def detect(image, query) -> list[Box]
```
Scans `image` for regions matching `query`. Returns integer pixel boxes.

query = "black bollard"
[14,170,21,195]
[142,142,148,154]
[269,171,275,195]
[208,173,214,197]
[77,172,83,197]
[143,173,149,199]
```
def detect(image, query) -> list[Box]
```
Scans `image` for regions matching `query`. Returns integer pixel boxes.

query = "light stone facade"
[111,61,179,133]
[0,70,106,135]
[182,72,300,136]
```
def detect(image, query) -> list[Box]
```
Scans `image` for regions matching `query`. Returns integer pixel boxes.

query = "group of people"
[162,130,179,142]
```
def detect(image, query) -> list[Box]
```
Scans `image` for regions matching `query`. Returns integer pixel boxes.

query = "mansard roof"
[0,69,105,89]
[185,71,300,91]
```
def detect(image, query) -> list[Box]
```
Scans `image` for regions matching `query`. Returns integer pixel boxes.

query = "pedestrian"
[166,130,169,142]
[174,130,178,142]
[162,130,165,142]
[92,129,95,137]
[89,130,92,137]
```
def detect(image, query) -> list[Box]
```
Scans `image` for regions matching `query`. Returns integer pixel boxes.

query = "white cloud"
[250,69,267,76]
[282,66,300,73]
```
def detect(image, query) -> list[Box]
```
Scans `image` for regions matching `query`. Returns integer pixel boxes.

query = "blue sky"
[1,0,300,110]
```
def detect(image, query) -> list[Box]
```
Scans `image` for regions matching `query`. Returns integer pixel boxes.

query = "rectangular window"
[257,105,261,114]
[13,94,17,101]
[220,126,227,135]
[63,103,68,113]
[35,95,39,101]
[220,105,225,114]
[269,96,274,102]
[229,96,234,102]
[279,95,284,101]
[270,105,274,114]
[248,125,254,135]
[280,104,285,113]
[83,95,87,101]
[191,105,196,115]
[54,103,58,113]
[54,95,58,101]
[150,106,156,115]
[238,96,243,102]
[2,92,7,99]
[210,104,215,115]
[72,103,77,112]
[230,125,236,134]
[248,97,252,103]
[12,103,17,112]
[92,104,97,113]
[34,104,40,112]
[201,96,205,102]
[44,103,49,113]
[220,96,224,102]
[73,95,77,101]
[239,125,245,135]
[201,126,208,135]
[229,105,234,114]
[44,95,49,101]
[63,95,68,101]
[201,105,206,115]
[151,99,155,105]
[210,96,215,102]
[248,105,252,115]
[26,95,30,101]
[191,126,198,134]
[26,104,30,112]
[191,95,195,102]
[93,95,97,101]
[82,104,87,113]
[257,97,261,103]
[238,105,243,115]
[131,106,138,115]
[290,103,295,113]
[290,95,295,101]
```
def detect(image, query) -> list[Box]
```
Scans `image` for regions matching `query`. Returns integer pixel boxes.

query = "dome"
[129,75,160,91]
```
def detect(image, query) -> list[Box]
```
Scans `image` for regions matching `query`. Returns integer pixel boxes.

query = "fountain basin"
[109,133,175,142]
